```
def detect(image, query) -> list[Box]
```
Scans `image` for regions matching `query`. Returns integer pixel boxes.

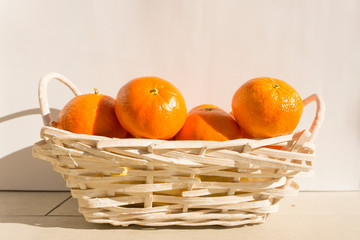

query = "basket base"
[83,215,268,227]
[78,204,270,227]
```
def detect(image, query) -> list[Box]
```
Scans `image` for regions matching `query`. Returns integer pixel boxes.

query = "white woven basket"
[33,72,325,227]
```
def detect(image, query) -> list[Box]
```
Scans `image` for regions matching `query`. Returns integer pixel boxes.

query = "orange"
[115,76,187,139]
[57,89,127,138]
[231,77,303,138]
[229,111,234,118]
[240,128,254,139]
[191,104,221,111]
[187,104,221,115]
[175,107,243,141]
[125,132,136,138]
[228,111,253,139]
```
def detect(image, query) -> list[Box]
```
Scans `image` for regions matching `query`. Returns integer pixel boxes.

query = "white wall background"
[0,0,359,190]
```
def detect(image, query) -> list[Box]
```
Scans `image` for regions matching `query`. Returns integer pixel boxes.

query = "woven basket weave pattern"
[32,73,324,227]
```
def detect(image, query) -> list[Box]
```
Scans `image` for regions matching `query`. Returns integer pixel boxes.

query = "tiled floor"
[0,191,359,240]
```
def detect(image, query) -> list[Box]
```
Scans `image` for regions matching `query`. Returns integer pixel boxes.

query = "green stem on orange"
[94,88,99,94]
[273,84,280,89]
[150,88,159,95]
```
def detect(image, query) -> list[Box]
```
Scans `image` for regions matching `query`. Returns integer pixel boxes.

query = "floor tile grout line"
[45,195,72,216]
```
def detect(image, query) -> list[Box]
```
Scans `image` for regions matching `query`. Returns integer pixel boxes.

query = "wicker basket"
[32,72,325,227]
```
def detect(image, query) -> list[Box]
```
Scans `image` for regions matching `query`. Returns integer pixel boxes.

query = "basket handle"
[303,94,325,142]
[38,72,81,126]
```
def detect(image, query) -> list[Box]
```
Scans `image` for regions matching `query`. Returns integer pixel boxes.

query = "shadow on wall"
[0,108,55,123]
[0,108,67,190]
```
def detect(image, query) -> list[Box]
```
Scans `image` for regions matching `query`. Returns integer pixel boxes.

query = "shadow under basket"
[32,72,325,227]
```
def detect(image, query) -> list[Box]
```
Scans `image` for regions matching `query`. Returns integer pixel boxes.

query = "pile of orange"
[56,76,303,141]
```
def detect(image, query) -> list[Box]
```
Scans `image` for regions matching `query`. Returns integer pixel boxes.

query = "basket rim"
[39,125,315,151]
[36,125,315,172]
